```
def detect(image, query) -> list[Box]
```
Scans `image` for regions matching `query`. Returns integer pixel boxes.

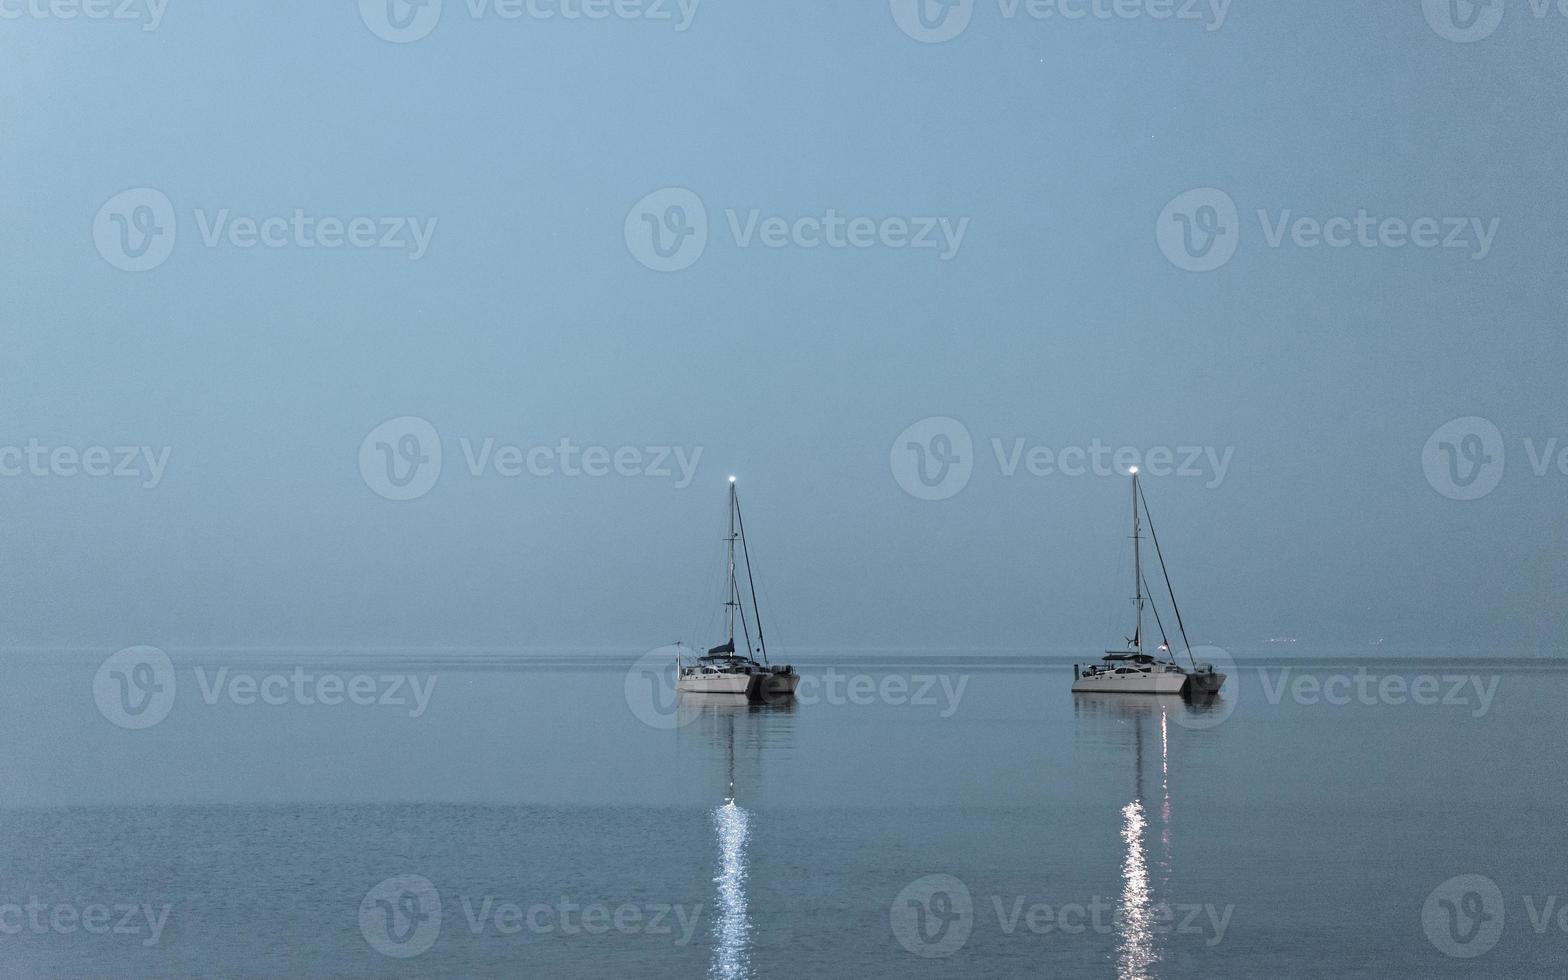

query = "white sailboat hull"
[1071,670,1190,695]
[676,674,756,696]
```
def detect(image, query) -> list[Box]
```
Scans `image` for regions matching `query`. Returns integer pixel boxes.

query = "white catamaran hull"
[677,674,757,696]
[1071,670,1190,695]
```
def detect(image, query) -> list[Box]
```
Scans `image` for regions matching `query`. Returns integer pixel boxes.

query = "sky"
[0,1,1564,654]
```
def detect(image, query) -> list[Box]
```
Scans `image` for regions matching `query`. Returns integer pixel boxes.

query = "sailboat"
[1072,468,1227,696]
[676,478,799,701]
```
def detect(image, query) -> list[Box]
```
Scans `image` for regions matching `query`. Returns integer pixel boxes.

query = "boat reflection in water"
[678,694,794,980]
[1073,693,1219,980]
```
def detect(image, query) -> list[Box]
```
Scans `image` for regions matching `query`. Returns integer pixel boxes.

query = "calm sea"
[0,650,1561,977]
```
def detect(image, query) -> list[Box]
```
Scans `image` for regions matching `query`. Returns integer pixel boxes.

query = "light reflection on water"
[1075,694,1179,980]
[1159,710,1171,875]
[710,799,752,979]
[1118,798,1155,980]
[682,694,765,980]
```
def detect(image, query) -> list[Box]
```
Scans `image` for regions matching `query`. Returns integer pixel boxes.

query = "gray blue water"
[1,651,1561,977]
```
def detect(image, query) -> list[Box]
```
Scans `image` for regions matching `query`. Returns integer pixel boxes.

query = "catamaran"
[676,478,799,701]
[1072,468,1226,696]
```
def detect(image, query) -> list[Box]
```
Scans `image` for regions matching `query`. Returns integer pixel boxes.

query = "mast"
[725,477,738,644]
[1132,467,1143,656]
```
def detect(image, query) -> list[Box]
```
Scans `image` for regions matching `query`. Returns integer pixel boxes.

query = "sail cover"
[707,640,736,655]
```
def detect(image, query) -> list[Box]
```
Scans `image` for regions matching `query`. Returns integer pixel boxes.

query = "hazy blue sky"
[1,2,1563,653]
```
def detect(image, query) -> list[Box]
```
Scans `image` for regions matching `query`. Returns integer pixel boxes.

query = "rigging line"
[735,573,755,661]
[1142,573,1174,662]
[1137,481,1196,669]
[732,491,768,665]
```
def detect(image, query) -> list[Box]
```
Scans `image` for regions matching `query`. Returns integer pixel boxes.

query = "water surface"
[0,651,1558,977]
